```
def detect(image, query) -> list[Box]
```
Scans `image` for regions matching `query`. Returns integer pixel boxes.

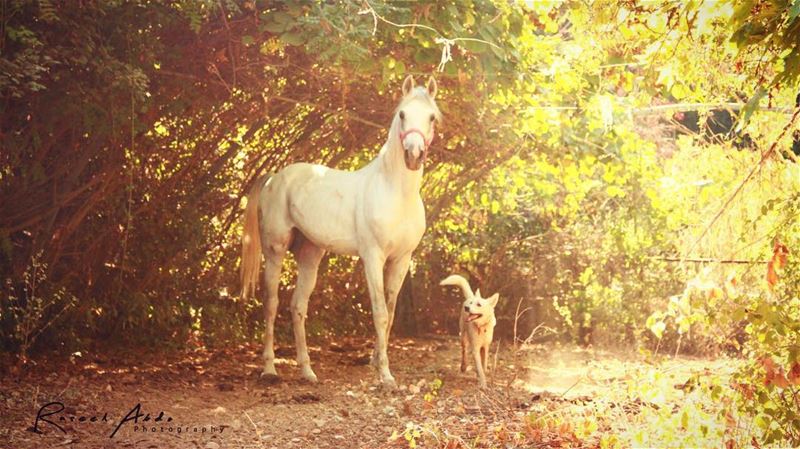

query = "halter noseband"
[399,128,433,149]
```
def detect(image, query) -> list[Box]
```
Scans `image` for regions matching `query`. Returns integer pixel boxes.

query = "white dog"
[440,274,499,388]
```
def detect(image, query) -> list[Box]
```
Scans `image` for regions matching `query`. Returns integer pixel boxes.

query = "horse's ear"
[426,76,438,99]
[402,75,415,96]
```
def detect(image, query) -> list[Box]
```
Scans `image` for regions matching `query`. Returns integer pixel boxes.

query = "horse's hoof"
[301,369,319,383]
[259,372,281,385]
[460,363,467,373]
[262,364,278,376]
[379,376,397,391]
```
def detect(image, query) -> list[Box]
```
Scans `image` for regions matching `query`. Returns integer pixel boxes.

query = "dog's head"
[463,289,499,326]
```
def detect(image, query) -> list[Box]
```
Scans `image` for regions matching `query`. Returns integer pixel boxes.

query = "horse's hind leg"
[290,234,325,383]
[262,248,284,377]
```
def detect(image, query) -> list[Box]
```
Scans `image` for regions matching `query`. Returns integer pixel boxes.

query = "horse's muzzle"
[404,148,426,171]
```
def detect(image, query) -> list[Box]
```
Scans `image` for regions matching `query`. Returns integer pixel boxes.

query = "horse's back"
[272,162,358,186]
[263,162,362,255]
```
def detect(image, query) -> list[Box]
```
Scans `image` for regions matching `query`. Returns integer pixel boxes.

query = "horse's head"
[394,75,441,171]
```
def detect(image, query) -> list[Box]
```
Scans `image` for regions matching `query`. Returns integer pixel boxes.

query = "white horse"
[240,75,440,387]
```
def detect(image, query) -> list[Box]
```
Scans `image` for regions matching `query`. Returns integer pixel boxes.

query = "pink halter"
[399,128,433,149]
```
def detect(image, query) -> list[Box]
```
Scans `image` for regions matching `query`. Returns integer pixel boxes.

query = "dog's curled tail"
[440,274,474,299]
[240,174,271,299]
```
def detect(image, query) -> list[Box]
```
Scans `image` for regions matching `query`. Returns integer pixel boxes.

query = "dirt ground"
[0,337,734,448]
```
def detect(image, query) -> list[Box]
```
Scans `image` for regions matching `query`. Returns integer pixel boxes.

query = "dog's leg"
[290,237,325,383]
[363,250,396,388]
[461,329,469,373]
[460,322,468,372]
[473,347,487,388]
[262,250,284,377]
[484,328,494,374]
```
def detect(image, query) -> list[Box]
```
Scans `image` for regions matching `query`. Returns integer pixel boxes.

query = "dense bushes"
[0,0,528,352]
[0,0,798,374]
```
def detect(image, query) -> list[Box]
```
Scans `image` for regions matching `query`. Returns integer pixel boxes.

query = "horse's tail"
[440,274,474,300]
[240,174,270,299]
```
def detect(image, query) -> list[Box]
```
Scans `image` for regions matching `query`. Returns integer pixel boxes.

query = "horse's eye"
[429,114,435,122]
[399,111,405,120]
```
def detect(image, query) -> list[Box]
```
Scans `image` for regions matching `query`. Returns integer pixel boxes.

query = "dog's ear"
[474,288,481,298]
[488,293,499,308]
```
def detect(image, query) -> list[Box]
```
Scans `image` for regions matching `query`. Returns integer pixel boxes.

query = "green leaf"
[670,83,690,100]
[732,0,755,24]
[272,11,293,25]
[461,39,488,54]
[647,317,666,339]
[711,385,722,401]
[280,32,305,46]
[790,0,800,20]
[737,87,766,132]
[755,414,770,430]
[263,21,287,33]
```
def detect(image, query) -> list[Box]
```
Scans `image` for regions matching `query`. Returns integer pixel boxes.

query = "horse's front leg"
[291,238,325,383]
[372,254,412,367]
[362,250,396,388]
